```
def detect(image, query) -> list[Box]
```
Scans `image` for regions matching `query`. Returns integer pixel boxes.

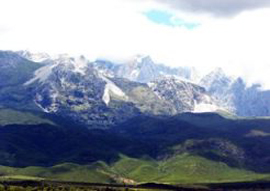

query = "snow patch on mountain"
[100,74,127,105]
[47,90,59,112]
[34,91,59,113]
[193,101,220,113]
[24,64,57,85]
[130,69,140,79]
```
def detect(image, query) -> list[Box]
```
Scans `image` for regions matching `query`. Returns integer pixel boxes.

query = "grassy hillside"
[0,162,114,183]
[111,154,268,184]
[0,109,55,126]
[158,154,266,184]
[0,154,268,184]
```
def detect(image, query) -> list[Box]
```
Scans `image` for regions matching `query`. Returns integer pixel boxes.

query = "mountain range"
[1,50,270,184]
[10,50,270,121]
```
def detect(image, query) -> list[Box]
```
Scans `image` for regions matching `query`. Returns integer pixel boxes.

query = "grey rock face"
[149,77,219,113]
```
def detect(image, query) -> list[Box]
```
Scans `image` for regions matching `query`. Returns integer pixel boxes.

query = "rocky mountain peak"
[149,77,220,113]
[200,67,234,93]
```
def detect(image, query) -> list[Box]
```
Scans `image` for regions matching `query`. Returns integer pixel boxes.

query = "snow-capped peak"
[24,54,89,85]
[51,54,89,75]
[17,50,52,63]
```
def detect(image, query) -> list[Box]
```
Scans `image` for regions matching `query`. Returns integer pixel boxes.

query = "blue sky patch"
[144,10,200,30]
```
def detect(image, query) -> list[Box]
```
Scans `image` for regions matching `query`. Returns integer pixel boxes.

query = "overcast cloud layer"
[0,0,270,88]
[155,0,270,16]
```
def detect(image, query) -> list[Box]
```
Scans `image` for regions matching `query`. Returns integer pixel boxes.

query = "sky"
[0,0,270,88]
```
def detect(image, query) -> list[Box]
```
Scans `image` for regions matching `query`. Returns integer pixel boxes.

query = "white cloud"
[153,0,270,17]
[0,0,270,88]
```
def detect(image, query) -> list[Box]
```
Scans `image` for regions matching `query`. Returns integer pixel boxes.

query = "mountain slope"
[0,51,41,87]
[0,51,42,110]
[0,108,55,126]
